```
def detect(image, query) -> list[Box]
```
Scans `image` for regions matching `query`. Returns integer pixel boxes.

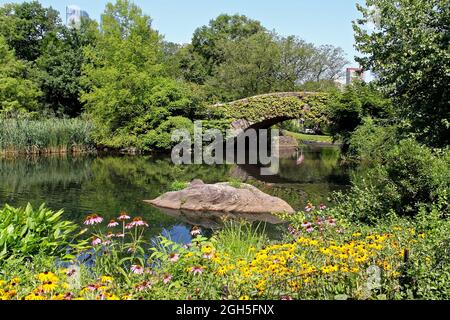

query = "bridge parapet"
[207,91,329,133]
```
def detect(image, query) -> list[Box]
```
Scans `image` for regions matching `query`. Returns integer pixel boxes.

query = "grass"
[284,130,335,144]
[0,118,96,155]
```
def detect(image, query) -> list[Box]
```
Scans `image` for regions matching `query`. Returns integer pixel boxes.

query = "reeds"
[0,118,96,155]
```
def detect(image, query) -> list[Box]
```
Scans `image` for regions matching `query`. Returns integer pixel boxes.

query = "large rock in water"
[146,180,295,215]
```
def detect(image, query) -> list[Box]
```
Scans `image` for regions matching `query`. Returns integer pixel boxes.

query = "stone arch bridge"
[207,92,329,134]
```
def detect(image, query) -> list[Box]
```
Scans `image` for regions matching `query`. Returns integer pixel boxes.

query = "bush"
[348,118,399,162]
[0,204,80,262]
[332,139,450,222]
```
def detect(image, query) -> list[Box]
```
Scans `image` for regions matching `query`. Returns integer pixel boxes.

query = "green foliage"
[327,82,393,148]
[211,93,329,125]
[354,0,450,147]
[0,36,42,117]
[211,220,267,261]
[0,1,61,62]
[332,139,450,222]
[227,178,243,189]
[348,118,399,161]
[0,118,95,154]
[190,14,266,80]
[0,204,79,262]
[81,1,196,151]
[206,32,281,101]
[170,181,189,191]
[35,19,99,117]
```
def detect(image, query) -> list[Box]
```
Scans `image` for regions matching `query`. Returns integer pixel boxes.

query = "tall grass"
[0,118,96,155]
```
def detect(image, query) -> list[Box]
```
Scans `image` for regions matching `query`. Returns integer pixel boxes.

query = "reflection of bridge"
[209,92,329,132]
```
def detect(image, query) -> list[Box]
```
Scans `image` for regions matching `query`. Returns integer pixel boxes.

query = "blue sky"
[0,0,366,66]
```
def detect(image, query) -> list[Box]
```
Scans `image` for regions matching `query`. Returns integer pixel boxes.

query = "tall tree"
[354,0,450,147]
[82,0,194,150]
[0,36,41,117]
[311,45,349,81]
[206,32,280,101]
[275,36,317,91]
[35,19,98,117]
[186,14,266,82]
[0,1,61,62]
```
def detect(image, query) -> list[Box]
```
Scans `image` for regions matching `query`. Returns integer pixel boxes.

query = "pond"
[0,144,351,242]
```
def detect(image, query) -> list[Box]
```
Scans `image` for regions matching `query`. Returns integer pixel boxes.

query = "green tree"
[206,32,280,101]
[35,19,99,117]
[275,36,318,91]
[328,82,393,149]
[0,1,61,62]
[354,0,450,147]
[81,0,194,150]
[311,45,349,82]
[0,36,41,117]
[187,14,266,82]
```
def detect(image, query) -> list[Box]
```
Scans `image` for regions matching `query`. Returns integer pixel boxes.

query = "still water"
[0,145,350,241]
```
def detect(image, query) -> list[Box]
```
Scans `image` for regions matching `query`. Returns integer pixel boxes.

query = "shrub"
[332,139,450,222]
[348,118,399,162]
[0,204,80,262]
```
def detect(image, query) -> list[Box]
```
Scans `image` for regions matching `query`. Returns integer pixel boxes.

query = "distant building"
[66,5,89,29]
[346,68,365,85]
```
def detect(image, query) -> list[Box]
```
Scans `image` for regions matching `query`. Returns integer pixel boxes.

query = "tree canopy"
[354,0,450,147]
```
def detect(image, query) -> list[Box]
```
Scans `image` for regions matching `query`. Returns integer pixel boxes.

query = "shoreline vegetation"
[0,118,96,156]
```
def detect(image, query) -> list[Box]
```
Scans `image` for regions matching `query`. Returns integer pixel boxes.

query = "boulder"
[146,180,295,215]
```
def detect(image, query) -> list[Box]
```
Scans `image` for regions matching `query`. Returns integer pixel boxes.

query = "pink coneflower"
[126,217,149,229]
[132,217,149,227]
[125,223,134,230]
[131,265,144,275]
[316,218,324,226]
[118,212,131,221]
[87,284,99,291]
[190,266,204,275]
[281,296,293,300]
[92,238,102,246]
[327,218,337,227]
[84,214,104,226]
[106,232,115,239]
[135,281,152,292]
[319,204,327,211]
[169,253,180,263]
[301,221,312,229]
[190,226,202,237]
[304,203,314,212]
[115,233,125,238]
[306,227,314,233]
[163,274,173,284]
[108,220,119,228]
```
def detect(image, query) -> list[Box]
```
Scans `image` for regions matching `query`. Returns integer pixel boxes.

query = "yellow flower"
[419,233,426,239]
[0,280,6,287]
[40,281,58,293]
[25,293,46,301]
[37,272,59,283]
[239,296,250,300]
[101,276,113,283]
[352,232,362,238]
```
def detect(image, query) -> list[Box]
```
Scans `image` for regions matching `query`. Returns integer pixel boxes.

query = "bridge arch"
[208,92,329,134]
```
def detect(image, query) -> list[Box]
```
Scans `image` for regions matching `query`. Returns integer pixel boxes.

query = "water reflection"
[0,145,350,240]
